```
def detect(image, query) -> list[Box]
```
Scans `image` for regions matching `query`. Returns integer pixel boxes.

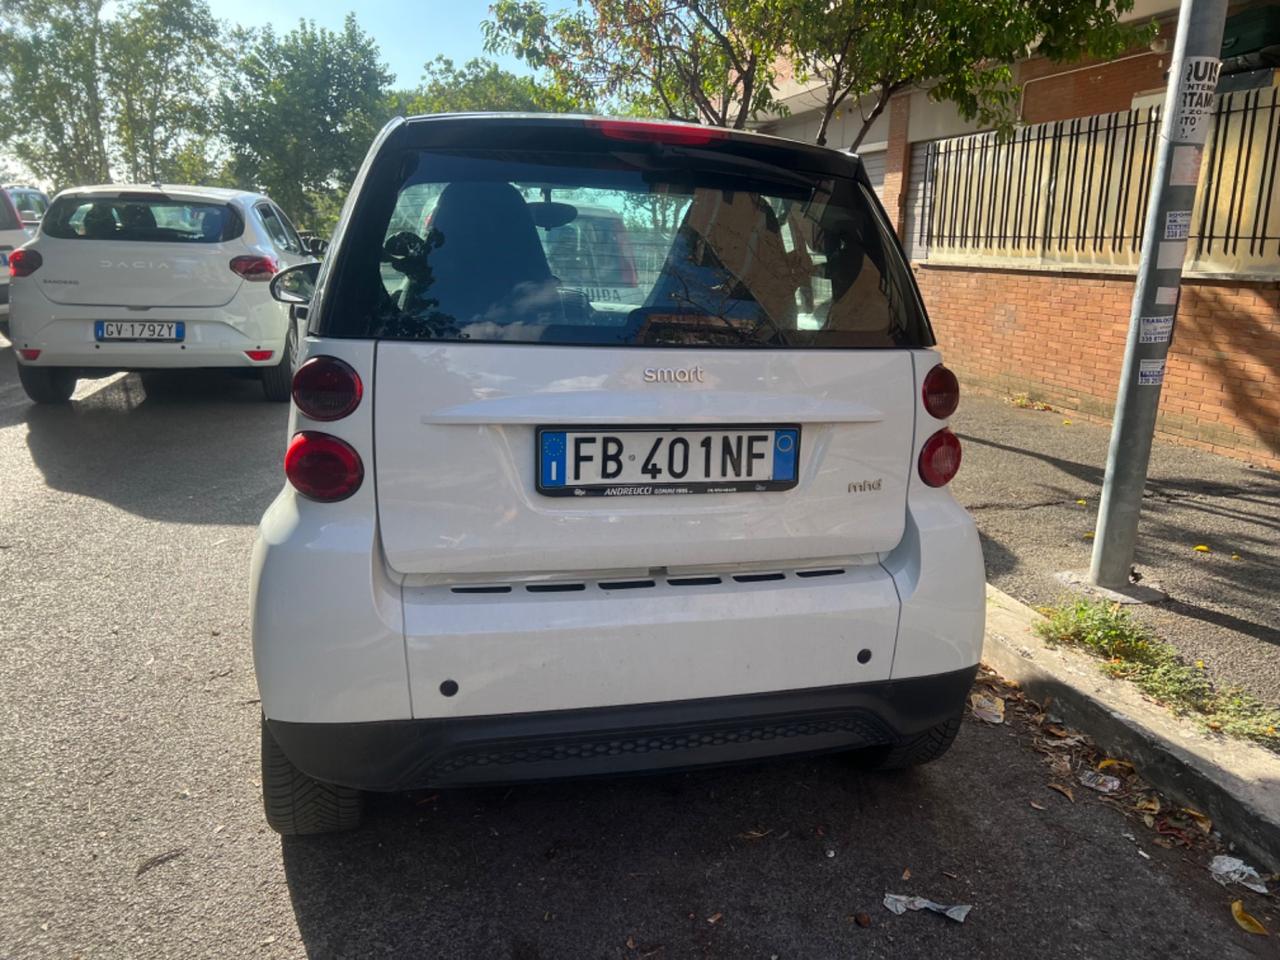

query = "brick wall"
[880,95,912,235]
[914,265,1280,470]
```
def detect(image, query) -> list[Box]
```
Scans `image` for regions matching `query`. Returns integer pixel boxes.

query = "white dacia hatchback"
[252,114,985,835]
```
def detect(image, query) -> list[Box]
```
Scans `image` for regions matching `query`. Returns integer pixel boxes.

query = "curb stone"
[981,584,1280,873]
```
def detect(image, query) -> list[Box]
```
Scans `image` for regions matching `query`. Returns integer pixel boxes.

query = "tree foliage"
[790,0,1155,148]
[218,15,393,230]
[484,0,788,128]
[0,0,113,185]
[103,0,221,182]
[390,55,589,116]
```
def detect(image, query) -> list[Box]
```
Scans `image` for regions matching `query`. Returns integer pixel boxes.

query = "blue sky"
[206,0,567,86]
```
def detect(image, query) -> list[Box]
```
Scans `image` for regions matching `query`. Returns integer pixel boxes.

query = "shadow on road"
[17,369,287,525]
[278,755,948,959]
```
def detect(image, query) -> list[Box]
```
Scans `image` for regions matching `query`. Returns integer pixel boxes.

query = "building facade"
[756,1,1280,469]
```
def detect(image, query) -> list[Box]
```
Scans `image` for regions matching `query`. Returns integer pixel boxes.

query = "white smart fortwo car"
[251,114,985,835]
[7,185,315,402]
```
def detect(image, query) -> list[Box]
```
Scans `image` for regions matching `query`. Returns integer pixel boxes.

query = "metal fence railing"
[917,80,1280,277]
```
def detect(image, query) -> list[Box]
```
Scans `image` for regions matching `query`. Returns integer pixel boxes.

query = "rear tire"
[260,324,296,402]
[261,715,363,835]
[18,363,76,404]
[858,716,963,771]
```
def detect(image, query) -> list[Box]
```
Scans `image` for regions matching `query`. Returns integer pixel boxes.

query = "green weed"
[1036,598,1280,751]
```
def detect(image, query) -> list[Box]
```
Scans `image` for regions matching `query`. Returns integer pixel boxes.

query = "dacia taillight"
[9,248,42,278]
[229,255,277,281]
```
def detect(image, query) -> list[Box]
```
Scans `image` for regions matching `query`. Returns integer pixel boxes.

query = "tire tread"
[261,717,362,835]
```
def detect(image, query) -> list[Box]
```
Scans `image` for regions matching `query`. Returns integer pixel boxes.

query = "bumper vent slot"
[732,572,785,583]
[796,568,845,579]
[450,585,512,595]
[667,576,723,587]
[600,579,657,590]
[526,582,587,593]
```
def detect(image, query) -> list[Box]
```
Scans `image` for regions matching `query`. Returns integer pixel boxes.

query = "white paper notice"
[1170,145,1203,186]
[1157,241,1187,269]
[1165,210,1192,240]
[1172,57,1221,144]
[1140,315,1174,344]
[1155,286,1180,306]
[1139,358,1166,386]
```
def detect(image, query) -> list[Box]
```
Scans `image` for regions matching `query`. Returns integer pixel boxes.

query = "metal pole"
[1089,0,1229,588]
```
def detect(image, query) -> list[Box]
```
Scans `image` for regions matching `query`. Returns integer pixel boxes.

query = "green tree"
[103,0,220,182]
[390,55,589,116]
[484,0,787,128]
[220,14,392,231]
[789,0,1156,148]
[0,0,112,186]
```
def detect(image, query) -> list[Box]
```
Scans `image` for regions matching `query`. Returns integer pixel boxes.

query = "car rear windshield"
[0,194,19,231]
[325,146,931,348]
[42,196,243,243]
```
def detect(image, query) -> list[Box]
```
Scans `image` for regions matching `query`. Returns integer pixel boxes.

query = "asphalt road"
[0,343,1274,959]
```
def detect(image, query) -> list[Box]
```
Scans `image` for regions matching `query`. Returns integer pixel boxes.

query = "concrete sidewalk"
[951,393,1280,709]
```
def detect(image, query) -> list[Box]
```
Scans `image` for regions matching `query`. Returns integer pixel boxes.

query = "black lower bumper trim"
[268,666,978,791]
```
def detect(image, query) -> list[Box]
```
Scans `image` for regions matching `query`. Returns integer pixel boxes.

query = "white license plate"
[94,321,184,342]
[538,426,800,497]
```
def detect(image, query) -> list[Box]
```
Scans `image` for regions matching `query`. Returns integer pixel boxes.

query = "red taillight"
[244,349,274,362]
[292,356,363,421]
[18,348,41,361]
[9,248,42,278]
[919,429,962,487]
[922,364,960,420]
[585,118,728,146]
[284,432,363,502]
[229,255,277,281]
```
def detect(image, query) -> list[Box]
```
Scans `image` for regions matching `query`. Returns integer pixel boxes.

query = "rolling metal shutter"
[902,141,932,262]
[858,149,886,201]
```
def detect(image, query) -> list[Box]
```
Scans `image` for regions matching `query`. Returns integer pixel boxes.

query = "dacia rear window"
[324,141,931,348]
[42,196,244,243]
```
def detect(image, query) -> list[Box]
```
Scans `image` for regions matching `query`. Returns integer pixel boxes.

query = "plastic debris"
[882,893,971,924]
[1078,770,1122,794]
[1210,856,1269,895]
[969,692,1005,724]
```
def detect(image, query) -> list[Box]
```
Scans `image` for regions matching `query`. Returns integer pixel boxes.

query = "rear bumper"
[268,665,977,791]
[7,285,288,368]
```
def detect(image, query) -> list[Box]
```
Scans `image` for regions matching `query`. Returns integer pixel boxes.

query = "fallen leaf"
[626,935,638,950]
[902,868,912,880]
[1194,544,1211,553]
[1231,553,1241,561]
[1136,796,1161,814]
[1062,419,1072,426]
[1048,784,1075,803]
[1180,807,1212,835]
[1098,758,1133,773]
[1030,801,1047,810]
[1083,532,1095,540]
[1076,499,1087,506]
[1143,814,1156,828]
[1231,900,1269,936]
[259,936,277,946]
[855,913,871,928]
[739,828,772,841]
[706,913,723,925]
